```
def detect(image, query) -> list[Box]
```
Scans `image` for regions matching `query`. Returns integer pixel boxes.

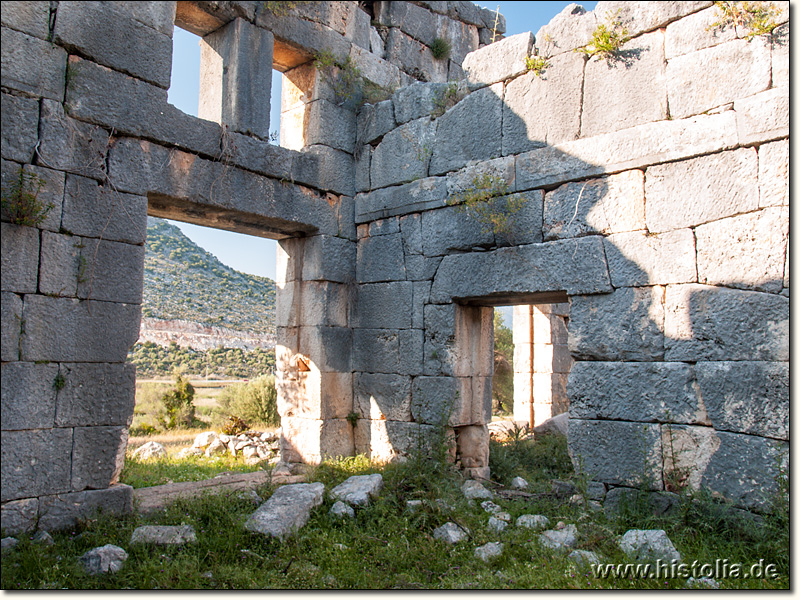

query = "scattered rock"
[1,537,19,554]
[551,479,577,496]
[177,447,204,458]
[201,571,214,580]
[619,529,681,564]
[685,577,720,589]
[510,476,529,490]
[79,544,128,575]
[516,514,550,531]
[330,474,384,507]
[205,439,227,457]
[244,482,326,540]
[568,549,600,570]
[31,530,54,546]
[480,500,501,514]
[495,512,511,522]
[237,490,263,505]
[488,516,507,534]
[569,493,587,506]
[462,480,493,500]
[533,412,568,437]
[130,525,197,545]
[406,500,424,512]
[193,431,218,449]
[132,441,167,460]
[433,522,469,544]
[539,524,578,551]
[474,541,504,562]
[329,501,355,519]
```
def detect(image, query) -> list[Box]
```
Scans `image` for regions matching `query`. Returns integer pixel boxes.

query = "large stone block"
[462,32,532,86]
[292,144,355,197]
[276,371,353,420]
[1,162,65,233]
[55,363,136,427]
[645,147,758,233]
[352,328,423,376]
[445,156,516,197]
[0,1,50,39]
[569,361,706,424]
[515,111,738,192]
[604,229,697,287]
[354,373,412,421]
[664,284,788,361]
[357,233,406,283]
[280,417,354,463]
[37,484,133,532]
[664,6,737,59]
[62,174,148,244]
[392,82,452,125]
[430,236,612,303]
[54,1,172,89]
[348,42,413,91]
[667,36,770,119]
[356,146,371,194]
[357,99,396,143]
[759,139,788,207]
[375,0,437,46]
[384,27,448,83]
[354,282,413,329]
[696,361,787,440]
[0,26,66,100]
[569,287,665,361]
[1,428,73,502]
[411,376,476,427]
[1,222,40,294]
[1,362,59,430]
[695,207,788,293]
[72,238,144,304]
[298,327,352,373]
[113,1,176,36]
[595,1,713,38]
[502,51,584,155]
[429,84,503,176]
[0,498,38,536]
[582,30,667,138]
[423,303,457,376]
[355,176,448,223]
[288,0,363,38]
[1,292,23,361]
[299,235,355,284]
[21,296,140,363]
[420,204,493,256]
[354,419,440,462]
[534,3,597,57]
[1,92,39,163]
[544,170,645,240]
[71,426,127,491]
[289,99,355,153]
[370,117,436,189]
[569,419,663,490]
[38,231,81,297]
[438,15,479,66]
[39,99,110,181]
[734,86,789,146]
[277,281,350,328]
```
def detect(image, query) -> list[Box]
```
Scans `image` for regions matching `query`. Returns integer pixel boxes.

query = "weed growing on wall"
[576,11,630,60]
[430,83,461,117]
[430,37,451,61]
[524,55,551,78]
[1,167,53,227]
[262,1,298,17]
[314,50,364,106]
[708,1,782,39]
[446,174,527,243]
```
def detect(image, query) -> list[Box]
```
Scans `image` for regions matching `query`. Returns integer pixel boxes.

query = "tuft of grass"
[708,1,782,39]
[430,37,451,61]
[445,174,528,244]
[1,166,53,227]
[524,55,550,77]
[576,11,630,59]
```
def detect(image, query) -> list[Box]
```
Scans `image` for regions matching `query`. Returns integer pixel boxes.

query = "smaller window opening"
[169,27,202,116]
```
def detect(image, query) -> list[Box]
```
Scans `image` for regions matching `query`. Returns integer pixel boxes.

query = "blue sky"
[166,1,598,281]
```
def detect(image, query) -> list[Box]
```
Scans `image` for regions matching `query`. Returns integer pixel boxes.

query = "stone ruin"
[0,1,789,534]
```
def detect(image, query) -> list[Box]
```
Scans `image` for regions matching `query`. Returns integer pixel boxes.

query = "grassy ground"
[1,434,788,590]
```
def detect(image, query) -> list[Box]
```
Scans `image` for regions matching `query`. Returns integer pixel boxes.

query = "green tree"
[492,310,514,416]
[159,372,196,429]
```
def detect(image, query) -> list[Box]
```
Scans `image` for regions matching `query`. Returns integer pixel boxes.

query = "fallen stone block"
[433,522,469,544]
[330,474,384,507]
[130,525,197,545]
[539,523,577,552]
[132,441,167,460]
[462,480,493,500]
[244,482,325,540]
[329,501,355,519]
[474,541,503,562]
[533,413,568,437]
[80,544,128,576]
[619,529,681,564]
[568,549,600,570]
[516,514,550,531]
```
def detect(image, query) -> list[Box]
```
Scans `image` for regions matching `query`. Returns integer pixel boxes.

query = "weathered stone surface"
[487,516,507,534]
[354,419,438,461]
[544,170,645,240]
[569,287,665,361]
[510,476,528,490]
[664,6,737,59]
[516,514,549,531]
[444,155,516,197]
[539,523,577,551]
[297,327,352,373]
[356,176,448,223]
[302,235,356,284]
[130,525,197,545]
[357,233,406,283]
[353,328,423,376]
[502,52,584,154]
[370,117,436,189]
[354,282,413,329]
[532,412,569,437]
[37,484,133,531]
[569,419,663,490]
[696,207,787,293]
[1,162,64,233]
[39,100,110,181]
[474,541,503,562]
[0,92,38,163]
[645,148,758,233]
[734,86,789,146]
[605,229,696,287]
[354,373,412,421]
[21,296,140,363]
[569,550,601,570]
[287,99,355,153]
[55,1,172,89]
[1,362,58,430]
[385,27,448,83]
[330,473,384,507]
[0,292,22,362]
[0,498,38,536]
[597,1,712,37]
[429,84,503,176]
[582,30,667,137]
[114,1,176,36]
[534,3,597,57]
[462,480,492,500]
[73,238,145,304]
[292,144,355,198]
[392,82,448,125]
[80,544,128,576]
[1,26,66,100]
[1,223,39,293]
[0,1,50,39]
[667,37,770,119]
[2,537,19,554]
[696,362,788,440]
[329,500,355,519]
[619,529,681,564]
[38,231,80,297]
[462,32,532,86]
[1,428,73,501]
[569,362,706,424]
[375,0,437,46]
[71,425,127,491]
[278,281,349,328]
[420,204,493,256]
[772,22,789,87]
[355,146,371,193]
[759,139,788,208]
[244,482,325,539]
[412,376,464,425]
[62,175,148,244]
[357,99,396,144]
[664,284,788,361]
[280,418,354,463]
[349,42,413,93]
[433,522,469,544]
[431,236,612,303]
[515,111,738,192]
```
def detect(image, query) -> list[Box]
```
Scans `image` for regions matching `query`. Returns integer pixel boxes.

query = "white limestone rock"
[568,549,600,570]
[539,523,578,551]
[329,474,384,507]
[192,431,218,449]
[488,516,507,534]
[510,477,529,490]
[130,525,197,545]
[619,529,681,564]
[516,514,550,531]
[329,501,355,519]
[245,482,326,540]
[433,522,469,544]
[79,544,128,575]
[461,480,493,500]
[474,541,504,562]
[132,441,167,460]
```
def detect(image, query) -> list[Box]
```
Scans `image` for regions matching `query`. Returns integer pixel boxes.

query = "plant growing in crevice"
[53,372,66,392]
[707,1,782,39]
[314,50,364,106]
[430,37,451,61]
[576,11,630,60]
[1,167,52,227]
[524,54,551,78]
[446,174,527,244]
[430,82,461,117]
[262,1,298,17]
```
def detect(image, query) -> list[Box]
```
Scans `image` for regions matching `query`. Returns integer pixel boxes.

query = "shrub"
[221,415,250,435]
[524,55,550,77]
[215,375,280,429]
[430,37,451,60]
[314,50,363,106]
[708,1,781,39]
[159,373,196,429]
[1,167,53,227]
[445,173,527,243]
[576,11,630,59]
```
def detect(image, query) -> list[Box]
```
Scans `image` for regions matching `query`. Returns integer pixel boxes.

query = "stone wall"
[0,0,789,534]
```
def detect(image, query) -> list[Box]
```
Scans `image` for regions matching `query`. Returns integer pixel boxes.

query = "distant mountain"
[141,217,276,336]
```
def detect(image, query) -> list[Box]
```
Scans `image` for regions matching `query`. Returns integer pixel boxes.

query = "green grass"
[120,454,268,489]
[1,435,789,589]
